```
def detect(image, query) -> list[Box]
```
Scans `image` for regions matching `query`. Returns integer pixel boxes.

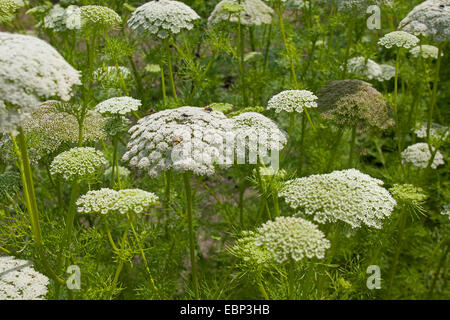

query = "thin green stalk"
[160,65,167,105]
[326,128,343,171]
[126,213,163,299]
[183,172,199,299]
[348,126,357,168]
[298,115,306,175]
[426,45,443,167]
[239,174,245,228]
[14,129,64,284]
[164,169,172,214]
[388,207,408,297]
[276,2,315,130]
[110,223,130,300]
[237,12,248,107]
[287,260,295,299]
[165,38,178,102]
[341,18,354,78]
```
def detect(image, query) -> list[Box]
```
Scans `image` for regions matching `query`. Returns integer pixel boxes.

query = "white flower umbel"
[378,31,420,49]
[0,32,81,109]
[399,0,450,43]
[0,0,22,23]
[22,101,106,154]
[80,5,121,30]
[254,216,330,264]
[95,97,142,116]
[414,122,449,142]
[379,64,396,81]
[77,188,159,215]
[123,106,234,177]
[346,56,395,82]
[0,256,49,300]
[267,90,318,114]
[280,169,396,229]
[232,112,287,162]
[401,143,445,169]
[410,45,442,59]
[441,204,450,220]
[93,66,132,83]
[208,0,274,26]
[76,188,118,215]
[42,4,82,32]
[50,147,107,181]
[114,189,159,215]
[127,0,200,39]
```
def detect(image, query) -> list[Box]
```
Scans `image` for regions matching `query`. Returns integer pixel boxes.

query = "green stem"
[110,223,130,300]
[14,129,64,284]
[183,172,199,299]
[276,3,315,130]
[126,213,163,299]
[160,65,167,105]
[342,18,354,79]
[348,126,357,168]
[388,207,408,297]
[165,38,178,102]
[298,115,306,175]
[237,12,248,107]
[164,169,172,214]
[326,128,343,171]
[287,260,295,299]
[426,45,443,168]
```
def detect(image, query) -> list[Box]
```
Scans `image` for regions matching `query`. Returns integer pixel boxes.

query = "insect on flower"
[171,136,183,146]
[203,107,213,112]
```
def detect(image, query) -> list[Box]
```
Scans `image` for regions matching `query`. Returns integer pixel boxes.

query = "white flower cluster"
[232,112,287,159]
[399,0,450,43]
[77,188,159,215]
[378,31,420,49]
[441,204,450,220]
[123,106,234,177]
[0,103,33,135]
[401,143,445,169]
[254,216,330,263]
[0,32,81,109]
[228,231,276,267]
[80,5,121,30]
[267,90,318,114]
[95,96,142,116]
[23,101,106,154]
[42,4,82,32]
[414,122,449,143]
[50,147,107,181]
[280,169,397,229]
[104,166,131,181]
[0,0,23,22]
[208,0,274,26]
[127,0,200,39]
[0,256,49,300]
[409,45,442,59]
[93,66,132,84]
[347,56,395,81]
[320,0,391,14]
